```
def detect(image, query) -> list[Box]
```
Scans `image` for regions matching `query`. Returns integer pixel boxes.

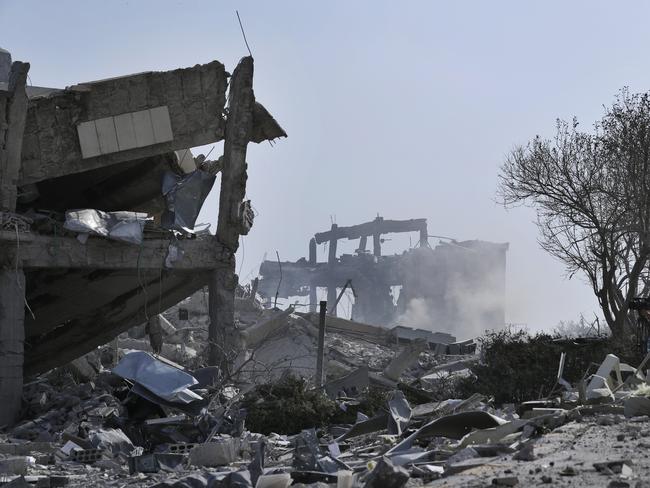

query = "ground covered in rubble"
[3,299,650,487]
[4,375,650,488]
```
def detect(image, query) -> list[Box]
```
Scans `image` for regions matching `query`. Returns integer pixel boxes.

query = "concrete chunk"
[188,439,239,467]
[363,456,409,488]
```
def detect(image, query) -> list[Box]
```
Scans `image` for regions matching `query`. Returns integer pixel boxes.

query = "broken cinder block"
[188,438,240,467]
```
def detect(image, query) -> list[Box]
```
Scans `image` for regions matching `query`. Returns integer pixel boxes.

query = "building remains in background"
[257,216,508,336]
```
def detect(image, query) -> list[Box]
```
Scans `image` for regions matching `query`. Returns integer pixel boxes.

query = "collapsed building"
[0,48,285,425]
[257,216,508,335]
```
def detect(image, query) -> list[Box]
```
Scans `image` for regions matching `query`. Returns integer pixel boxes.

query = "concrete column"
[326,225,338,317]
[372,216,383,257]
[0,268,25,426]
[208,56,255,367]
[327,285,337,317]
[373,233,381,257]
[419,224,428,248]
[309,283,317,313]
[0,48,11,84]
[208,264,238,369]
[327,224,338,264]
[309,238,316,265]
[358,235,367,253]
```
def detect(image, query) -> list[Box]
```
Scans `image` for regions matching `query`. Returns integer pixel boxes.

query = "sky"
[3,0,649,331]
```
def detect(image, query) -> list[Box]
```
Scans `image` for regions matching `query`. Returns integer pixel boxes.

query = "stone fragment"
[513,443,535,461]
[188,438,240,467]
[0,456,35,475]
[363,456,409,488]
[560,466,578,476]
[492,477,518,486]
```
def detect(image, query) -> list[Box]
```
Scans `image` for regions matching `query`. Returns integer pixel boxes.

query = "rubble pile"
[4,291,650,487]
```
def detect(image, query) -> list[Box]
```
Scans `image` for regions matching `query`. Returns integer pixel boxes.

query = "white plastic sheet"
[64,209,151,245]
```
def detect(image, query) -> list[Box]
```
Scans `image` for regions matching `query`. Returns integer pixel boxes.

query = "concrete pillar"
[208,56,254,368]
[327,224,338,264]
[309,238,316,265]
[373,233,381,257]
[419,224,428,248]
[327,284,337,317]
[373,216,383,257]
[309,283,317,313]
[383,338,428,381]
[326,225,338,317]
[308,241,318,312]
[0,48,11,83]
[208,264,238,369]
[358,235,367,253]
[0,268,25,426]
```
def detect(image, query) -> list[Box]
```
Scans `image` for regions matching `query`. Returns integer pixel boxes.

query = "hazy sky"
[4,0,649,330]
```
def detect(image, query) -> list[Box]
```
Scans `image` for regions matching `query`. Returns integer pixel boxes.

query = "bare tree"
[499,89,650,340]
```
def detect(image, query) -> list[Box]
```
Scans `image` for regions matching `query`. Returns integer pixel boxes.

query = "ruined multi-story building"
[0,48,285,424]
[257,216,508,334]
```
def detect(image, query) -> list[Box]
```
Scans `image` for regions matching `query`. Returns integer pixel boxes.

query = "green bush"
[456,329,631,405]
[241,376,336,435]
[241,377,394,435]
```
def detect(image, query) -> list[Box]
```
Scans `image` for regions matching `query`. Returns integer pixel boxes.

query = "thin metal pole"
[316,300,327,387]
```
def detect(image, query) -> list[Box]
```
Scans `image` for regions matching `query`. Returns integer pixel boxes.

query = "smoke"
[395,242,507,340]
[398,298,431,330]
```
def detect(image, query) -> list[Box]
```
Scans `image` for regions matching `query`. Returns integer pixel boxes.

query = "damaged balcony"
[0,49,285,425]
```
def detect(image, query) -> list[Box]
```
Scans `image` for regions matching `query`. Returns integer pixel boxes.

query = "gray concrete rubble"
[3,282,650,486]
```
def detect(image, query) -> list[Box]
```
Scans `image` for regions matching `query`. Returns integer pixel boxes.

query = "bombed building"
[257,216,508,336]
[0,48,285,426]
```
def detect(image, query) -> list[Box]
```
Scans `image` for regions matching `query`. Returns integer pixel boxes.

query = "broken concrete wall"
[19,61,228,185]
[0,47,11,83]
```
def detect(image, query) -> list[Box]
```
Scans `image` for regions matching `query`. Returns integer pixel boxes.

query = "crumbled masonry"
[3,288,650,486]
